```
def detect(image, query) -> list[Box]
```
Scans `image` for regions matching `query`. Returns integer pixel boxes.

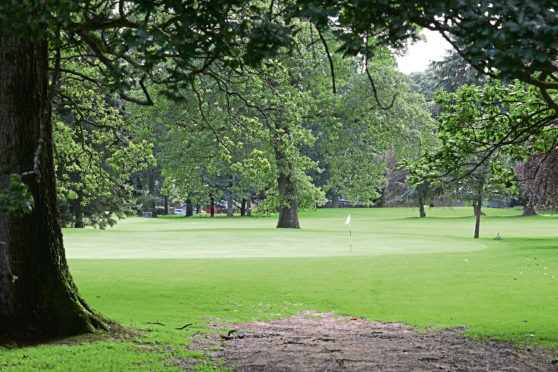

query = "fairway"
[2,207,558,370]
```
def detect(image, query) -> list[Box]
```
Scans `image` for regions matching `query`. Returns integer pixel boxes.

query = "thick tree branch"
[73,17,140,31]
[119,75,153,106]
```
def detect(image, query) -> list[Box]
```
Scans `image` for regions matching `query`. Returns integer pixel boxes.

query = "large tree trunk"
[522,199,537,216]
[276,162,300,229]
[0,28,107,340]
[418,192,426,218]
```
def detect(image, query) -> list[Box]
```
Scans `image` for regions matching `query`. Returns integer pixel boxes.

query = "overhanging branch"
[316,26,336,94]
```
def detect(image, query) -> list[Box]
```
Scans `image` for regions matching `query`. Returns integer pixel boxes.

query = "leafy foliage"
[408,79,556,184]
[295,0,558,112]
[53,59,155,227]
[0,175,34,217]
[404,80,527,235]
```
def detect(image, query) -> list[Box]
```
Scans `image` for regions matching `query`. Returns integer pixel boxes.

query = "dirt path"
[186,311,557,371]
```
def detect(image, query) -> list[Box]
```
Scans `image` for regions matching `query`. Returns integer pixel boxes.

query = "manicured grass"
[1,207,557,370]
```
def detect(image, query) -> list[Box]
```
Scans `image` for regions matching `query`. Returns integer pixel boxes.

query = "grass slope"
[1,207,557,370]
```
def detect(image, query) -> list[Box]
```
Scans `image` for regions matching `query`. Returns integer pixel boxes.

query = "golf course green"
[1,207,557,370]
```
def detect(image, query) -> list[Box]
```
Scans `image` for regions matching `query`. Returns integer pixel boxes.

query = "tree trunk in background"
[147,166,156,195]
[185,198,193,217]
[522,199,537,216]
[378,186,386,207]
[164,196,169,215]
[226,192,234,217]
[276,159,300,228]
[473,199,482,239]
[210,196,215,217]
[71,189,85,228]
[246,198,252,216]
[0,28,107,339]
[418,192,426,218]
[331,193,339,208]
[240,199,246,216]
[72,198,84,228]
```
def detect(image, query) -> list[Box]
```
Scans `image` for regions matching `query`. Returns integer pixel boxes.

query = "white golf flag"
[345,214,351,225]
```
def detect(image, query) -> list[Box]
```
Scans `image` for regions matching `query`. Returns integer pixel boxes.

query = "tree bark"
[72,191,85,228]
[73,201,84,228]
[147,166,156,196]
[0,27,107,339]
[418,193,426,218]
[164,195,169,215]
[240,199,246,216]
[522,200,537,216]
[226,192,234,217]
[246,198,252,216]
[276,162,300,229]
[185,198,193,217]
[473,200,482,239]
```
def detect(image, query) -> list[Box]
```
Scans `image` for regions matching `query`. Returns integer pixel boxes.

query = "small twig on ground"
[175,323,193,330]
[146,321,166,326]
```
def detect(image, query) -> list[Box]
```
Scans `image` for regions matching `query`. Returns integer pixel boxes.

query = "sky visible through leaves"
[396,30,452,74]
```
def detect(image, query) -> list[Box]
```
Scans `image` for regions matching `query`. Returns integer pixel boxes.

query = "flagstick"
[345,213,352,253]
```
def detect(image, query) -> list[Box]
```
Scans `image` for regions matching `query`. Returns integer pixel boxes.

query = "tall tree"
[153,24,329,228]
[0,0,287,339]
[0,19,109,337]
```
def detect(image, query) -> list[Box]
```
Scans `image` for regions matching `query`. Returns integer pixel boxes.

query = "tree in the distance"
[405,81,523,237]
[53,62,155,228]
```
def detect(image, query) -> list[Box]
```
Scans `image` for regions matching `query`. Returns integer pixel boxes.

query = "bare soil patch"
[185,311,557,371]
